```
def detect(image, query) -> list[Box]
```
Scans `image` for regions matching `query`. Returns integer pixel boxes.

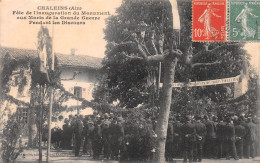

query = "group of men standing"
[58,112,258,162]
[61,113,124,160]
[166,114,258,162]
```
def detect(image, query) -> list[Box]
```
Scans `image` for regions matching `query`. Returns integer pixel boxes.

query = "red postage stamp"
[192,0,226,42]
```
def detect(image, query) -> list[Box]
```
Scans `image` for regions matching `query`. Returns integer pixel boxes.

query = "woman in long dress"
[198,3,222,39]
[235,3,258,39]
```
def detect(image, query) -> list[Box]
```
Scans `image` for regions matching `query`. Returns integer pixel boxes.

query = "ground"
[14,149,260,163]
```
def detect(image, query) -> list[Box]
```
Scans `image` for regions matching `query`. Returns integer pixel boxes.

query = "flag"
[234,55,249,98]
[169,0,180,30]
[234,75,248,98]
[39,44,47,74]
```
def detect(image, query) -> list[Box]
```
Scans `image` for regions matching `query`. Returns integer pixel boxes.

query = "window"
[74,86,82,98]
[17,107,28,123]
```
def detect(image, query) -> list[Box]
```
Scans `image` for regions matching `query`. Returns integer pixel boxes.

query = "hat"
[103,121,110,126]
[104,113,109,118]
[184,115,191,121]
[218,116,224,121]
[194,115,201,120]
[225,116,231,122]
[204,115,209,120]
[117,117,124,122]
[97,119,102,124]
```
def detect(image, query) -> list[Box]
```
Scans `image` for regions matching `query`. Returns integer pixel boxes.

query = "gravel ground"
[14,149,259,163]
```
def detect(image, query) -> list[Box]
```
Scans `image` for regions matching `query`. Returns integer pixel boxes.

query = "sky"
[0,0,122,58]
[1,0,259,72]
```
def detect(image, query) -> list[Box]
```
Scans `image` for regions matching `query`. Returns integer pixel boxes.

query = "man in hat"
[193,115,206,162]
[216,116,226,158]
[239,115,249,157]
[71,115,77,153]
[165,117,174,161]
[234,118,246,159]
[245,117,257,158]
[101,113,111,129]
[82,116,90,154]
[181,115,196,162]
[110,117,124,160]
[203,115,217,158]
[92,119,102,159]
[102,117,111,159]
[85,119,94,156]
[74,116,83,156]
[61,118,72,150]
[223,117,239,160]
[173,114,183,158]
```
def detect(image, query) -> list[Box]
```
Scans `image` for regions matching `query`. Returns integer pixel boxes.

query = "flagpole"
[47,24,55,162]
[157,0,165,99]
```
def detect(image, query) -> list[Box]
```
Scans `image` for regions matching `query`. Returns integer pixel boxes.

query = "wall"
[60,67,100,101]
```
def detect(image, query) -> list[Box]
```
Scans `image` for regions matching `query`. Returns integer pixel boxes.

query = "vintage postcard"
[0,0,260,163]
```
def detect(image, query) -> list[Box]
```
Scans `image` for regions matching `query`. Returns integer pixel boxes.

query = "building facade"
[0,47,102,143]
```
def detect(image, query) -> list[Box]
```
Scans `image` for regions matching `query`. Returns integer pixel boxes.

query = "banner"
[39,44,47,74]
[169,0,181,30]
[160,76,240,88]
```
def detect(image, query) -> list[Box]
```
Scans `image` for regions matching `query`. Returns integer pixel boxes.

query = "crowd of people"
[49,110,259,162]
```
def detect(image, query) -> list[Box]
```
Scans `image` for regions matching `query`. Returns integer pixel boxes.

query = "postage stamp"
[192,0,226,42]
[229,0,260,41]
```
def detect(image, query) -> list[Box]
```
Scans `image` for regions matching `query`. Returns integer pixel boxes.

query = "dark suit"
[74,120,83,156]
[61,123,72,150]
[92,124,102,159]
[235,124,246,158]
[193,121,206,162]
[181,121,196,162]
[204,119,217,158]
[83,122,94,156]
[240,120,249,157]
[173,121,182,158]
[165,122,174,160]
[110,122,124,160]
[216,121,226,158]
[223,123,238,160]
[102,123,111,159]
[246,121,257,158]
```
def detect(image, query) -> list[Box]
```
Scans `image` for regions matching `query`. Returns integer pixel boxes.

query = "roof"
[0,47,38,61]
[0,47,102,69]
[56,53,102,69]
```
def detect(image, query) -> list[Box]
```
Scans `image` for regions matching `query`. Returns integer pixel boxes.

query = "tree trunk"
[28,88,36,148]
[38,86,43,162]
[154,57,178,162]
[28,105,36,148]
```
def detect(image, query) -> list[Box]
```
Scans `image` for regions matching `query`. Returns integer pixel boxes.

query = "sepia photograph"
[0,0,260,162]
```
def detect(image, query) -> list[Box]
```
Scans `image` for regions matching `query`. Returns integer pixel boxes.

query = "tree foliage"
[1,114,24,163]
[98,0,247,108]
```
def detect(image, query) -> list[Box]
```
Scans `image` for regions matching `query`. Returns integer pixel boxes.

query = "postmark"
[229,0,260,41]
[192,0,226,42]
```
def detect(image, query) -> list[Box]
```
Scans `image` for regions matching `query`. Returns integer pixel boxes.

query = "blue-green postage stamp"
[229,0,260,41]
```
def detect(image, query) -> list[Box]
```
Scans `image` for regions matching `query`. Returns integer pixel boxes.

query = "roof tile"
[1,47,102,69]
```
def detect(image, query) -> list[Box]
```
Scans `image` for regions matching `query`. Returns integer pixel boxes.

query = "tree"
[0,26,86,162]
[103,0,248,162]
